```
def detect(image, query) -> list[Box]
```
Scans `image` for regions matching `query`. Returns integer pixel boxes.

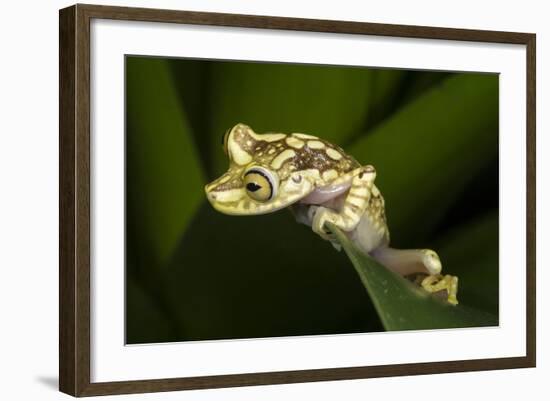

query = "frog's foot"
[421,274,459,305]
[371,247,459,305]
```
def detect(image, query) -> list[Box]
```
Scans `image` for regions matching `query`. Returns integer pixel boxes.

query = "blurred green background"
[125,56,499,344]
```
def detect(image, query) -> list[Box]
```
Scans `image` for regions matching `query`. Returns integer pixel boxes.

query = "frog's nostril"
[209,193,217,200]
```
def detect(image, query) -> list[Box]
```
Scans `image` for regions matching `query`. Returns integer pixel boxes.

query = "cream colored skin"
[205,124,458,305]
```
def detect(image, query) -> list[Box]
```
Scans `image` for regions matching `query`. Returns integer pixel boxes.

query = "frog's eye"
[243,167,278,202]
[222,129,230,156]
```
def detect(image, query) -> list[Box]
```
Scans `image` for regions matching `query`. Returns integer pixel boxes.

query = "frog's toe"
[312,207,336,241]
[421,274,459,305]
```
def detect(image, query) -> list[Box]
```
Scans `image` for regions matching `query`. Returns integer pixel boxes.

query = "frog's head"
[204,123,319,215]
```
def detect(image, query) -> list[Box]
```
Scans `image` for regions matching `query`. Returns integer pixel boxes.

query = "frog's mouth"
[205,184,312,216]
[204,188,243,211]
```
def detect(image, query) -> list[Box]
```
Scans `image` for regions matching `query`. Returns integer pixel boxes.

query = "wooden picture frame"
[59,3,536,397]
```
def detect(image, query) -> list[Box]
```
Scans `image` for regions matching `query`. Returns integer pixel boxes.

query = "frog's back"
[249,131,360,185]
[290,133,359,174]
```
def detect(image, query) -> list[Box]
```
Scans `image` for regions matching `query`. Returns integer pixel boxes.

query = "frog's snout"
[204,186,217,203]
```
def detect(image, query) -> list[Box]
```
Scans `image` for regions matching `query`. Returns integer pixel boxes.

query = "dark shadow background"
[125,56,499,344]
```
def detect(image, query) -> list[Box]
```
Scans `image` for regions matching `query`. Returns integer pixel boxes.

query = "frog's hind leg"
[370,247,442,276]
[311,165,376,241]
[371,247,459,305]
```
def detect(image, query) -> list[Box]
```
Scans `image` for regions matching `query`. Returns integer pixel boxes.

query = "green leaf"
[126,275,177,344]
[206,61,374,177]
[168,59,212,173]
[348,73,499,245]
[153,203,383,342]
[362,69,406,132]
[126,57,206,267]
[399,71,452,105]
[328,222,498,331]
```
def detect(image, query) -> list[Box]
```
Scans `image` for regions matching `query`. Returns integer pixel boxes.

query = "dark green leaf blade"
[154,204,383,342]
[126,57,206,267]
[328,223,498,331]
[126,275,177,344]
[206,61,374,177]
[348,73,499,245]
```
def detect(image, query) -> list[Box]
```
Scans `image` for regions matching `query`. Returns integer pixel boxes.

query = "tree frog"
[205,123,458,305]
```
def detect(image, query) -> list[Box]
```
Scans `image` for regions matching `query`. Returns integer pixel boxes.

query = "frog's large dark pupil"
[246,182,262,192]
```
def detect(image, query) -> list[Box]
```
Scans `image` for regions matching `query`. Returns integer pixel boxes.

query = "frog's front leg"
[312,166,376,241]
[371,247,459,305]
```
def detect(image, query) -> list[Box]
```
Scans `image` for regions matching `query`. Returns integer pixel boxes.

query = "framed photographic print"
[59,3,536,397]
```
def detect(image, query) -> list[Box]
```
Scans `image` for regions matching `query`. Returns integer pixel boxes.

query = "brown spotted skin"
[234,129,357,178]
